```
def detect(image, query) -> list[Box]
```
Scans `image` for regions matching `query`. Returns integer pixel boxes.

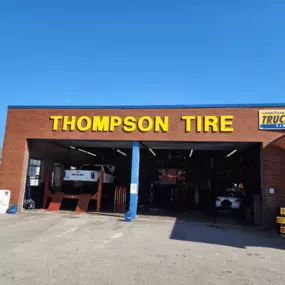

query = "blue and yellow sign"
[259,110,285,130]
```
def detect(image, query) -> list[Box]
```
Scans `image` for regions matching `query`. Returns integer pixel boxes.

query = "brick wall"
[0,107,285,216]
[1,107,284,143]
[0,138,29,209]
[262,144,285,228]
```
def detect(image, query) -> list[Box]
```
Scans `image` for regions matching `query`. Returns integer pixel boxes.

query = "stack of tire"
[276,206,285,235]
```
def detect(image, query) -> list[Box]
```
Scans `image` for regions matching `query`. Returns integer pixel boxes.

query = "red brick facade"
[262,144,285,227]
[0,107,284,227]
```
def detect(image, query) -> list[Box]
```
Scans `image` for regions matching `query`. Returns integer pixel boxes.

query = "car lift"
[43,169,103,213]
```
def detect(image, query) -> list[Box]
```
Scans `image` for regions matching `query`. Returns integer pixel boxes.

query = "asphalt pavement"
[0,211,284,285]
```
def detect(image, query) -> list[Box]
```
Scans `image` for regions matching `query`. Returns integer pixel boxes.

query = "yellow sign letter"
[62,116,76,131]
[77,116,92,131]
[50,116,63,131]
[109,116,122,131]
[196,116,203,133]
[181,116,196,132]
[123,116,137,132]
[138,116,153,132]
[92,116,110,132]
[220,115,234,132]
[154,116,169,132]
[204,116,218,133]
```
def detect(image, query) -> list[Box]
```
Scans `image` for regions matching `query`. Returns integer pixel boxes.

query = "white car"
[216,190,243,210]
[64,164,115,186]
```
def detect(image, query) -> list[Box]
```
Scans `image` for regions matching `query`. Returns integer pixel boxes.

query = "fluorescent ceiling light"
[116,149,127,156]
[69,146,75,149]
[149,148,156,157]
[226,149,237,157]
[189,149,194,158]
[78,148,96,156]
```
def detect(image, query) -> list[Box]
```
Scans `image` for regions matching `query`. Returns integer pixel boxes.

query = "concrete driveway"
[0,211,284,285]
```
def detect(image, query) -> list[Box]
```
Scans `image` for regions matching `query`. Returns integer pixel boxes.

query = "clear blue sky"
[0,0,285,145]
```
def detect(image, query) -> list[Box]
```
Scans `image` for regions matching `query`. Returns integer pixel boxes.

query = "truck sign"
[259,110,285,130]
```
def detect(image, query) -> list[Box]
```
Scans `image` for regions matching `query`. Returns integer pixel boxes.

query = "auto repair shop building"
[0,104,285,228]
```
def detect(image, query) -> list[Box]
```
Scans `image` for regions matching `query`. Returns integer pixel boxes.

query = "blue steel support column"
[130,141,140,218]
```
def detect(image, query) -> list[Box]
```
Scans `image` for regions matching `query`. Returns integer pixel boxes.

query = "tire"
[24,199,35,210]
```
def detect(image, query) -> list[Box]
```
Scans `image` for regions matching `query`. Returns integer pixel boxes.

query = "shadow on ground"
[170,219,285,250]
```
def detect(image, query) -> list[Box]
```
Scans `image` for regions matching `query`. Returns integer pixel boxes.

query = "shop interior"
[138,141,262,226]
[25,139,262,226]
[25,139,132,212]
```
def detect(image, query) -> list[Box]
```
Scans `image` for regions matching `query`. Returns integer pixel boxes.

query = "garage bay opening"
[24,139,132,214]
[23,139,263,227]
[138,141,262,226]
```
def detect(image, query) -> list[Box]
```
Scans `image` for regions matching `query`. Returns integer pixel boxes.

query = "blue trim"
[129,194,138,219]
[7,103,285,110]
[260,124,285,130]
[131,141,140,184]
[130,141,140,219]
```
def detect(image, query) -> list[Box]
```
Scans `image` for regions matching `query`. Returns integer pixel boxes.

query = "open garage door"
[138,141,262,227]
[24,139,132,213]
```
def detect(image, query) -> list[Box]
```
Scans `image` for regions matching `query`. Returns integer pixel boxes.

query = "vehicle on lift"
[156,168,186,185]
[215,184,244,211]
[63,164,116,185]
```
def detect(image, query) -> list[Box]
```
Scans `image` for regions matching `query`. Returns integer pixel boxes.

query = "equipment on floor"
[114,186,127,213]
[0,190,11,214]
[8,205,17,214]
[23,176,35,210]
[125,211,132,222]
[277,206,285,235]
